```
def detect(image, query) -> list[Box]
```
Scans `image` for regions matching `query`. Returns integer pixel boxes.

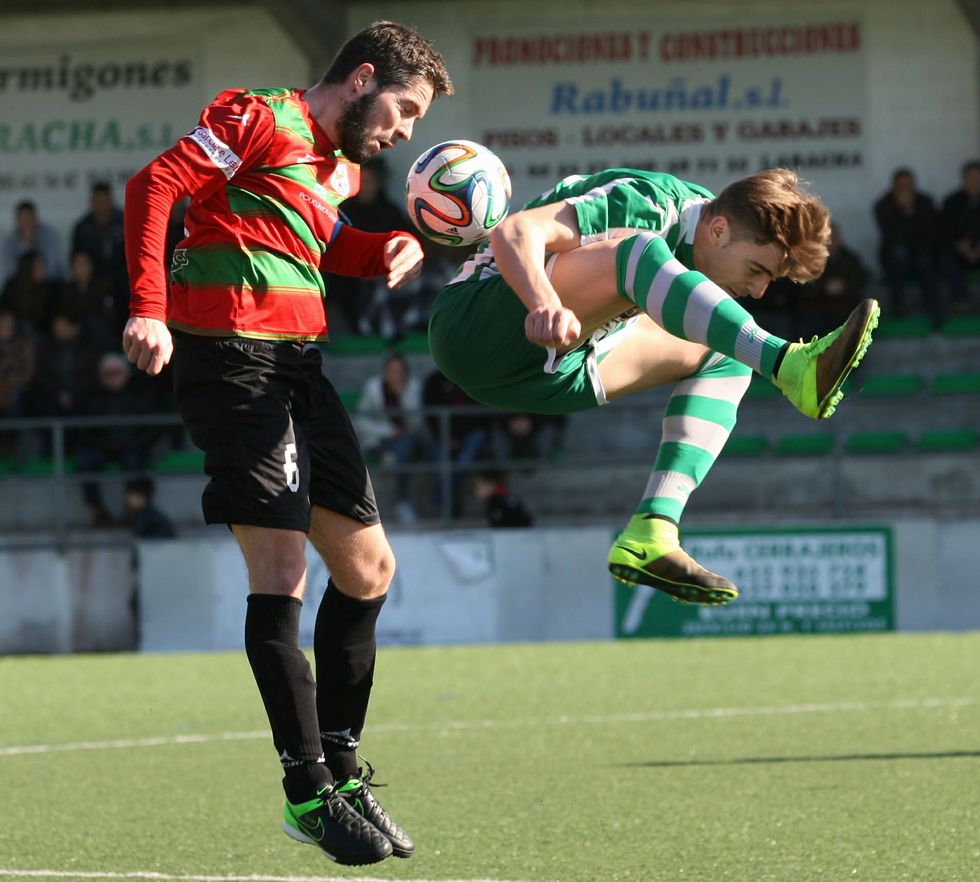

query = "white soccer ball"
[405,140,512,247]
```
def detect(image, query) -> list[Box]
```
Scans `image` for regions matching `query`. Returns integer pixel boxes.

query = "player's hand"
[384,235,423,289]
[123,316,173,376]
[524,302,582,348]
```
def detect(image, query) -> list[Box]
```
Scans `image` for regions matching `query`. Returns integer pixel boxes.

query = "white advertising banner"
[468,15,867,226]
[617,528,894,639]
[0,42,200,231]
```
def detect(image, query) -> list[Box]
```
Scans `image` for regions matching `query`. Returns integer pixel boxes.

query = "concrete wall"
[132,521,980,648]
[5,518,975,654]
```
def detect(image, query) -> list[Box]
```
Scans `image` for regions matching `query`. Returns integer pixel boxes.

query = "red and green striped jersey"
[126,87,411,341]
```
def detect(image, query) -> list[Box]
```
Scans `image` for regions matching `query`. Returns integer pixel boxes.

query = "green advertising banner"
[614,526,894,638]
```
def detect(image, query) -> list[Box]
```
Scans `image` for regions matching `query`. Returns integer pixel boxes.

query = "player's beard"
[336,90,382,164]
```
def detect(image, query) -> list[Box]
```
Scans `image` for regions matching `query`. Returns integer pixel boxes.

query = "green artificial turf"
[1,632,978,882]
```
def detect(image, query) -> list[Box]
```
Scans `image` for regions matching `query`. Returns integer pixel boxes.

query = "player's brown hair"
[322,21,454,99]
[706,168,831,283]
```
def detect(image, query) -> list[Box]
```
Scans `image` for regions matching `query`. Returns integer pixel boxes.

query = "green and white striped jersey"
[446,169,714,286]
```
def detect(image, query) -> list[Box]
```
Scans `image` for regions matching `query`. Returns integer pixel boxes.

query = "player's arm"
[489,200,583,347]
[321,226,424,290]
[123,93,273,374]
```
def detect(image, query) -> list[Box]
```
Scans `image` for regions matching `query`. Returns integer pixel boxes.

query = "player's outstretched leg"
[283,782,394,865]
[608,352,750,605]
[615,233,880,418]
[773,298,880,418]
[334,759,415,858]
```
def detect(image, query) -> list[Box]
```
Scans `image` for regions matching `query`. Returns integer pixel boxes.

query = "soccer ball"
[405,140,512,247]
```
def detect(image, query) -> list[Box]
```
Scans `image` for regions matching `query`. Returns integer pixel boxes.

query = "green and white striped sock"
[631,352,752,528]
[616,232,787,378]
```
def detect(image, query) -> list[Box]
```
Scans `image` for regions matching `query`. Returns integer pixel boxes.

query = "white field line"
[0,696,973,759]
[0,871,527,882]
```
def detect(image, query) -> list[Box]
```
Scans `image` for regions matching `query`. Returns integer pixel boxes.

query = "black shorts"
[172,333,379,531]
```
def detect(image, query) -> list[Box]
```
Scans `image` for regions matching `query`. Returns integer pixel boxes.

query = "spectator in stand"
[0,303,36,457]
[75,352,152,526]
[873,168,942,325]
[422,367,492,518]
[794,223,869,337]
[0,250,59,331]
[72,181,128,298]
[353,352,425,524]
[1,200,64,285]
[472,468,534,528]
[326,160,425,338]
[52,250,125,338]
[939,159,980,313]
[495,412,541,460]
[27,308,113,427]
[123,475,177,539]
[494,411,568,462]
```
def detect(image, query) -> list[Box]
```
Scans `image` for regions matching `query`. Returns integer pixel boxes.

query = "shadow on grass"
[620,750,980,768]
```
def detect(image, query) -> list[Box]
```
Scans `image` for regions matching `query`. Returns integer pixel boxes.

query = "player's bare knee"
[337,546,395,600]
[363,546,396,596]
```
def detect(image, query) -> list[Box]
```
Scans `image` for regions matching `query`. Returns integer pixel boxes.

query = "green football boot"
[774,298,880,419]
[608,517,738,605]
[336,761,415,858]
[283,782,393,865]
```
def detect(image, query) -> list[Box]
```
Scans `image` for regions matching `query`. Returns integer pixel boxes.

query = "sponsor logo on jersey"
[300,190,332,216]
[186,126,242,179]
[296,153,319,164]
[329,163,350,198]
[170,248,189,282]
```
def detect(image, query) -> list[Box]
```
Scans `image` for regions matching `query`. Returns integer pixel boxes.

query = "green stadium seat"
[17,456,54,475]
[0,457,17,476]
[914,429,979,452]
[843,430,909,454]
[942,314,980,337]
[855,374,925,397]
[873,315,933,339]
[154,449,205,473]
[338,389,361,410]
[724,434,769,456]
[931,373,980,395]
[325,335,389,356]
[16,456,75,475]
[774,433,835,456]
[394,332,431,355]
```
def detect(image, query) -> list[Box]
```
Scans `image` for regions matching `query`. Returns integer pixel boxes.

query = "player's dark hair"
[962,160,980,177]
[321,20,454,98]
[706,168,831,283]
[15,200,36,214]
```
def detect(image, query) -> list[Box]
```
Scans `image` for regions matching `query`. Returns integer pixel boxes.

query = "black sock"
[314,579,386,780]
[244,594,330,802]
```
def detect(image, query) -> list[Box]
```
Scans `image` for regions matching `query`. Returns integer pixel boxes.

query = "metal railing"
[2,391,968,550]
[0,406,573,547]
